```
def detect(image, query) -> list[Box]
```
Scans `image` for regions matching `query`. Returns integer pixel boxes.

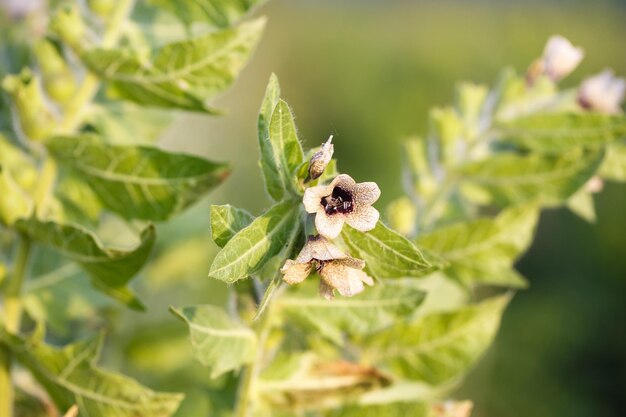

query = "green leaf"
[81,18,266,112]
[258,76,305,200]
[47,135,230,221]
[170,305,257,378]
[147,0,266,28]
[52,173,103,227]
[567,190,596,223]
[0,165,33,225]
[209,200,301,283]
[363,295,510,386]
[327,402,428,417]
[460,148,603,206]
[210,204,254,248]
[0,328,183,417]
[599,142,626,181]
[341,221,437,279]
[277,281,426,344]
[15,218,155,310]
[499,113,626,152]
[417,203,539,288]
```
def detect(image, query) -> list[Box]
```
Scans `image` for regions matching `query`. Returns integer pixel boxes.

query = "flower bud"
[306,135,334,182]
[578,69,625,115]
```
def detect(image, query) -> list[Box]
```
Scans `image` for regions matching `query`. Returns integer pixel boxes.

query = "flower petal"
[296,235,347,263]
[334,257,366,270]
[319,280,335,300]
[315,211,345,239]
[345,205,379,232]
[354,182,381,206]
[280,260,312,285]
[331,174,357,191]
[303,185,330,213]
[320,262,365,298]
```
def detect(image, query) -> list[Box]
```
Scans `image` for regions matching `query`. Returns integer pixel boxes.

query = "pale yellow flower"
[578,69,625,115]
[303,174,380,239]
[280,235,374,300]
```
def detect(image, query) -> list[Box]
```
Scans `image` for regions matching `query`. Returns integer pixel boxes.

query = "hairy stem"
[58,0,135,133]
[235,310,272,417]
[0,234,32,417]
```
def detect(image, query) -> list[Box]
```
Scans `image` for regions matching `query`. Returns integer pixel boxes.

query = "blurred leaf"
[276,280,426,344]
[52,173,103,227]
[86,102,173,144]
[327,402,428,417]
[363,295,510,385]
[499,113,626,152]
[0,135,38,194]
[0,328,183,417]
[23,263,111,335]
[258,76,305,201]
[47,135,230,221]
[566,190,596,223]
[460,148,603,206]
[16,218,155,310]
[147,0,265,28]
[341,221,437,279]
[82,18,266,112]
[209,200,301,283]
[171,305,257,378]
[599,142,626,181]
[417,203,539,287]
[0,165,33,225]
[210,204,254,248]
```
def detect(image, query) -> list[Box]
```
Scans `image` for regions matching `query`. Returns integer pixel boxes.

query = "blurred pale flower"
[303,174,380,239]
[584,175,604,194]
[528,35,583,83]
[578,69,626,114]
[306,135,334,182]
[0,0,44,19]
[280,235,373,299]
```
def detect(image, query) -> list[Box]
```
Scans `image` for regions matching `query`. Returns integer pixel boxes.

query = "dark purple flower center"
[321,186,354,215]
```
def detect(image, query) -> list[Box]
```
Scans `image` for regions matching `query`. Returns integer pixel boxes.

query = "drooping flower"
[578,69,625,115]
[527,35,584,83]
[303,174,380,239]
[280,235,374,300]
[306,135,334,182]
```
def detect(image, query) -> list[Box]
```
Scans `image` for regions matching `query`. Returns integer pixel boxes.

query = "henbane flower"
[527,35,583,83]
[578,69,625,115]
[303,174,380,239]
[280,235,374,300]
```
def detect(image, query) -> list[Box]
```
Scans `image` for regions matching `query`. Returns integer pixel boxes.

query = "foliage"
[0,2,624,417]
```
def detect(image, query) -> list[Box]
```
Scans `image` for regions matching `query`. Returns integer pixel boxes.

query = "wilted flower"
[303,174,380,239]
[280,235,374,300]
[578,69,626,114]
[528,35,583,83]
[306,135,334,182]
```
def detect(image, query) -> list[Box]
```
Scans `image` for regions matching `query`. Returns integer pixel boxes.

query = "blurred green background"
[3,0,625,416]
[158,1,626,416]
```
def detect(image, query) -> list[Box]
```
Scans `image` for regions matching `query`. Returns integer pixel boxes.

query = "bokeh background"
[3,1,626,416]
[159,1,626,416]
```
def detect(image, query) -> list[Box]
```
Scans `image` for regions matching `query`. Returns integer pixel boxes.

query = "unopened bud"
[306,135,334,182]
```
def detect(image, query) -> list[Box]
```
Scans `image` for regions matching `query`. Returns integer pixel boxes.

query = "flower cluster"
[281,140,381,299]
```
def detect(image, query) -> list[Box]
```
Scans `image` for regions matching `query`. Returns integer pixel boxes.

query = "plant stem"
[58,0,135,133]
[235,310,272,417]
[0,234,32,417]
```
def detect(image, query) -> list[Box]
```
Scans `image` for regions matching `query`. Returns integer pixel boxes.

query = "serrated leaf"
[417,204,539,288]
[210,204,254,248]
[341,221,436,279]
[170,305,257,378]
[363,295,510,386]
[209,200,301,283]
[0,328,183,417]
[147,0,266,28]
[599,142,626,181]
[566,190,596,223]
[81,18,265,112]
[47,135,229,221]
[276,281,426,344]
[15,218,154,310]
[499,113,626,152]
[258,75,304,200]
[460,148,603,206]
